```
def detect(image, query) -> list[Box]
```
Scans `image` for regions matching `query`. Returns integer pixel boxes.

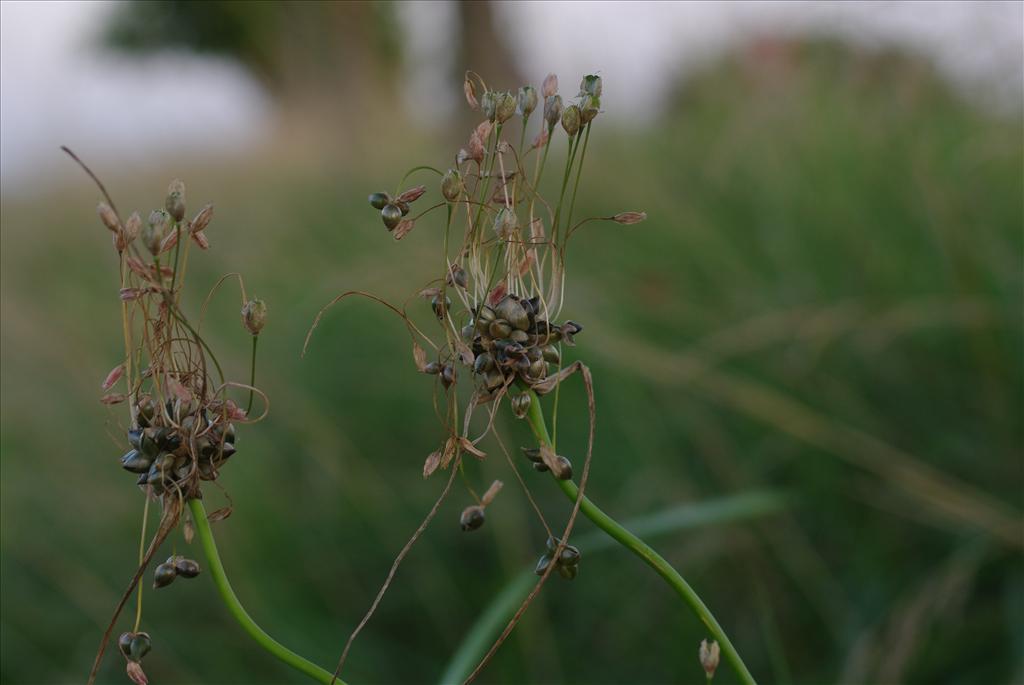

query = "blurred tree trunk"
[458,1,524,90]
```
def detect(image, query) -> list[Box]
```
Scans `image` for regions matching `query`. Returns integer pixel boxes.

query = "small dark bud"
[558,544,581,566]
[165,179,186,222]
[153,562,177,588]
[368,192,389,210]
[381,204,402,230]
[129,632,152,662]
[440,364,456,389]
[544,95,563,129]
[561,105,581,137]
[448,265,468,289]
[511,392,531,419]
[441,169,463,202]
[517,86,538,117]
[557,563,579,580]
[552,455,573,480]
[534,553,553,575]
[423,361,442,375]
[118,632,134,659]
[460,505,485,531]
[473,353,494,374]
[430,294,451,320]
[241,298,267,335]
[174,557,201,578]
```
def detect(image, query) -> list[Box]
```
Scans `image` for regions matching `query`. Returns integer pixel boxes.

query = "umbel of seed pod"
[534,535,581,580]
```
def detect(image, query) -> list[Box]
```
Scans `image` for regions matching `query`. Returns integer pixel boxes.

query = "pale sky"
[2,0,1021,196]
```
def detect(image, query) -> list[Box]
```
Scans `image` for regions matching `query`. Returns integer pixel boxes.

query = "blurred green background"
[1,2,1022,684]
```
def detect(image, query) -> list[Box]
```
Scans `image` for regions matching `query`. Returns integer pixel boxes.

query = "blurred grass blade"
[438,490,789,685]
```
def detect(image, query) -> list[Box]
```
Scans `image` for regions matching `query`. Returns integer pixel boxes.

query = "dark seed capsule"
[423,361,442,375]
[495,297,530,331]
[489,320,512,339]
[153,562,177,588]
[118,632,134,659]
[534,553,553,576]
[440,364,456,389]
[514,355,531,373]
[368,192,389,210]
[129,632,152,662]
[484,369,505,391]
[396,201,410,217]
[448,265,468,289]
[430,294,451,320]
[220,442,237,460]
[473,353,494,374]
[121,449,152,474]
[136,472,149,486]
[461,324,475,340]
[559,545,581,567]
[557,563,579,580]
[528,359,547,379]
[127,429,143,450]
[381,204,402,230]
[174,558,201,578]
[509,329,528,344]
[541,345,560,364]
[460,505,485,531]
[531,462,550,473]
[552,455,573,480]
[546,535,561,553]
[521,447,542,462]
[511,393,531,419]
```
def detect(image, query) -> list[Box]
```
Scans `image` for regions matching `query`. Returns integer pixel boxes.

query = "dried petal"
[206,506,232,523]
[119,288,144,301]
[97,202,120,233]
[542,73,558,98]
[459,436,487,460]
[418,287,441,299]
[487,282,507,307]
[167,377,192,402]
[189,204,213,234]
[102,364,125,390]
[440,436,459,469]
[191,230,210,250]
[412,341,428,372]
[480,479,504,506]
[531,128,549,149]
[124,211,141,243]
[464,75,479,110]
[100,393,127,405]
[612,211,647,225]
[220,399,247,420]
[397,185,426,203]
[393,219,416,240]
[159,227,179,254]
[423,450,441,478]
[126,661,148,685]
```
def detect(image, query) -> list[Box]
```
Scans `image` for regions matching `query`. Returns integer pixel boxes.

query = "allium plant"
[72,71,756,685]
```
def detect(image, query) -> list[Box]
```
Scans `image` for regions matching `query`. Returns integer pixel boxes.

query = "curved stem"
[524,393,758,685]
[188,498,343,685]
[438,491,786,684]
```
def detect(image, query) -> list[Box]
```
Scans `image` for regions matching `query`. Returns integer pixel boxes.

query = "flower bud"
[142,210,169,256]
[481,91,497,122]
[580,74,602,97]
[580,94,600,124]
[124,211,141,243]
[165,179,186,222]
[561,105,581,137]
[542,73,558,98]
[97,202,120,233]
[495,91,516,124]
[493,207,518,239]
[517,86,538,117]
[241,298,267,335]
[441,169,463,202]
[699,639,720,679]
[612,211,647,225]
[543,95,563,130]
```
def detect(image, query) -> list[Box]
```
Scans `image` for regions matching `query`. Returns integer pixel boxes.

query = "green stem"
[523,392,758,685]
[188,498,342,685]
[246,335,258,414]
[438,490,786,685]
